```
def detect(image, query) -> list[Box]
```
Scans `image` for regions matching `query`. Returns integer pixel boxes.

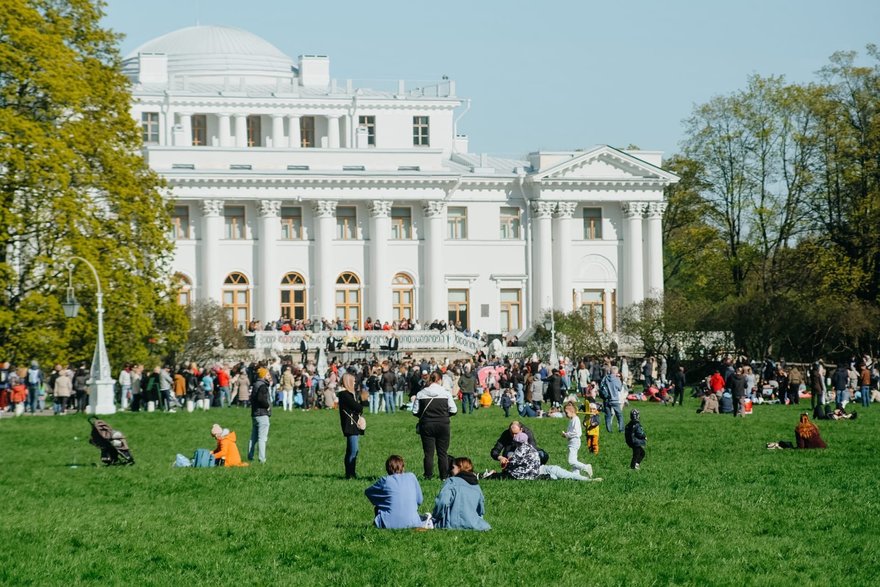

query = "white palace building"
[123,25,678,338]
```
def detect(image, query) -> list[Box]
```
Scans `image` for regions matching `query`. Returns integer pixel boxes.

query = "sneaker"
[591,477,604,482]
[168,409,177,413]
[633,463,640,470]
[584,464,594,478]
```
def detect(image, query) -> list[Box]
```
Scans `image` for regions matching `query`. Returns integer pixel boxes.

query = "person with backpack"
[248,368,272,464]
[624,409,647,470]
[600,366,624,432]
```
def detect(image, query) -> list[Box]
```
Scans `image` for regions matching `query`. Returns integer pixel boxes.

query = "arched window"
[280,272,307,320]
[223,272,250,329]
[335,272,361,325]
[174,273,192,306]
[392,273,414,321]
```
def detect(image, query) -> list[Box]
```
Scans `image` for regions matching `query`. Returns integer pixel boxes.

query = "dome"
[122,25,296,83]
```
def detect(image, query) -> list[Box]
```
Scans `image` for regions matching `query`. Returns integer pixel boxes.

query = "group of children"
[561,400,647,474]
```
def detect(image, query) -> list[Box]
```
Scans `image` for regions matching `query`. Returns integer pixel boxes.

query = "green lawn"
[2,399,878,586]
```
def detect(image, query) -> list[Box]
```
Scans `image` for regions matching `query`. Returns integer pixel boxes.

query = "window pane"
[448,289,467,302]
[223,292,233,304]
[351,290,359,302]
[293,290,304,303]
[582,290,603,303]
[335,291,345,303]
[583,207,603,239]
[501,289,520,302]
[281,291,290,303]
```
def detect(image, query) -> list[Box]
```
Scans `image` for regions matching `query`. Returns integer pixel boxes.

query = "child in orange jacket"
[211,423,248,467]
[585,403,601,454]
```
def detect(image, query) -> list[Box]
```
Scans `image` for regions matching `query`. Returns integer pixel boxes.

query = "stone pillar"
[327,115,340,148]
[423,201,447,322]
[234,114,247,147]
[312,200,338,321]
[368,200,393,321]
[199,200,224,302]
[257,200,282,323]
[644,202,667,299]
[621,202,648,308]
[271,115,285,149]
[288,114,301,148]
[531,201,555,321]
[552,202,576,313]
[342,115,351,148]
[178,113,192,146]
[217,113,232,147]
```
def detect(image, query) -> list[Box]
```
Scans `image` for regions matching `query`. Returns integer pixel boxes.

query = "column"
[422,201,447,322]
[217,113,232,147]
[342,115,351,148]
[531,201,555,321]
[288,114,301,148]
[644,202,667,299]
[312,200,337,321]
[621,202,648,307]
[552,202,576,313]
[178,113,192,146]
[234,114,247,147]
[199,200,224,302]
[257,200,282,322]
[368,200,393,321]
[327,115,340,148]
[271,115,285,149]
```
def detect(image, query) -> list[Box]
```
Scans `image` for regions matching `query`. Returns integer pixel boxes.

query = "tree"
[180,300,246,366]
[0,0,187,368]
[523,310,615,362]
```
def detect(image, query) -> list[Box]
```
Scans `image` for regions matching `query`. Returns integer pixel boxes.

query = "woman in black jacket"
[338,372,365,479]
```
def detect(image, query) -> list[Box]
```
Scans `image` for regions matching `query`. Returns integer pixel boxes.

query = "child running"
[561,401,593,478]
[585,403,601,454]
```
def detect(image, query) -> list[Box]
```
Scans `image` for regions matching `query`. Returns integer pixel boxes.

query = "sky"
[103,0,880,160]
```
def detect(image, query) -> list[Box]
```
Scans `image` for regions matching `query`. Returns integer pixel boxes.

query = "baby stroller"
[88,417,135,466]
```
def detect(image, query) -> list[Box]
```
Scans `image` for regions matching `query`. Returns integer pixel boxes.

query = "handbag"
[414,397,436,434]
[345,410,366,431]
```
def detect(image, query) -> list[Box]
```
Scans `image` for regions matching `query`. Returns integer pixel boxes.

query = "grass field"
[2,398,878,586]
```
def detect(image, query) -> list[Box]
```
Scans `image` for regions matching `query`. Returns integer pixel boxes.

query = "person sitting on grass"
[432,457,490,531]
[483,433,601,482]
[210,423,248,467]
[767,413,828,449]
[698,391,720,414]
[365,455,431,529]
[490,421,546,467]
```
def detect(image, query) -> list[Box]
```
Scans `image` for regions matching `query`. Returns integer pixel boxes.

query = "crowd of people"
[245,315,492,343]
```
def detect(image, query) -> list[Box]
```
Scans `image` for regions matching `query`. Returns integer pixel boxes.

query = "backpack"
[598,376,611,401]
[192,448,215,468]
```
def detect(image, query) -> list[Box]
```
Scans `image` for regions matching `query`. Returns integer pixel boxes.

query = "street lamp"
[544,312,558,368]
[61,257,116,415]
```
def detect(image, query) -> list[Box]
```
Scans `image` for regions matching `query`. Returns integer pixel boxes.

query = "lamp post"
[61,257,116,415]
[544,312,558,368]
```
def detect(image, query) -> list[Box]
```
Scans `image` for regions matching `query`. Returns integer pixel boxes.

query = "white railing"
[251,330,487,354]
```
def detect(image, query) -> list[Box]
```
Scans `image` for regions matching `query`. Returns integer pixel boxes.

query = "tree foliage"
[666,46,880,361]
[0,0,187,369]
[180,300,246,366]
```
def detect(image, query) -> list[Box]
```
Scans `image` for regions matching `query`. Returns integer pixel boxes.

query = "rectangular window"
[142,112,159,144]
[171,205,190,239]
[500,289,522,332]
[391,207,412,240]
[579,289,606,331]
[413,116,429,146]
[583,207,603,239]
[191,114,207,146]
[336,206,356,240]
[358,115,376,146]
[447,207,467,239]
[247,115,262,147]
[499,206,521,239]
[448,289,469,329]
[300,116,315,148]
[280,206,303,240]
[224,206,245,240]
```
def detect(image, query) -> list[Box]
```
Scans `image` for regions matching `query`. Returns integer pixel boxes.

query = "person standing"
[731,367,747,417]
[859,363,872,408]
[248,368,272,464]
[458,364,476,414]
[810,362,826,409]
[381,361,396,414]
[338,372,364,479]
[118,365,132,410]
[831,363,850,409]
[601,366,624,433]
[624,409,647,470]
[73,364,89,413]
[26,361,43,413]
[672,366,686,406]
[159,366,175,412]
[411,370,458,480]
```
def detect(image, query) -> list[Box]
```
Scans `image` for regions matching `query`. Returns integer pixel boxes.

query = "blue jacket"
[432,474,490,531]
[364,472,423,529]
[603,374,623,404]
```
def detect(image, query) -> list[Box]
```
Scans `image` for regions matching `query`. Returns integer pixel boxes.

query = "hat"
[221,428,230,438]
[589,403,598,412]
[258,367,269,379]
[630,409,640,421]
[211,423,222,437]
[513,432,528,444]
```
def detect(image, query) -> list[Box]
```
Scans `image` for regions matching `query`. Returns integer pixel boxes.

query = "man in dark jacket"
[248,367,272,463]
[458,365,477,414]
[730,367,747,417]
[544,369,563,408]
[672,366,687,406]
[490,421,546,466]
[831,364,850,409]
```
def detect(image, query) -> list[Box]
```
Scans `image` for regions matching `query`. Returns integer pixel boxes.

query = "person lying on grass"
[766,413,827,450]
[210,424,248,467]
[365,455,432,529]
[432,457,490,531]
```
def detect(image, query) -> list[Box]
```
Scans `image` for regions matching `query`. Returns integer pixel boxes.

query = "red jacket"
[217,369,229,387]
[709,373,725,392]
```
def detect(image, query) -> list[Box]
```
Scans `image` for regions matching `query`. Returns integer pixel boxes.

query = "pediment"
[531,146,678,184]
